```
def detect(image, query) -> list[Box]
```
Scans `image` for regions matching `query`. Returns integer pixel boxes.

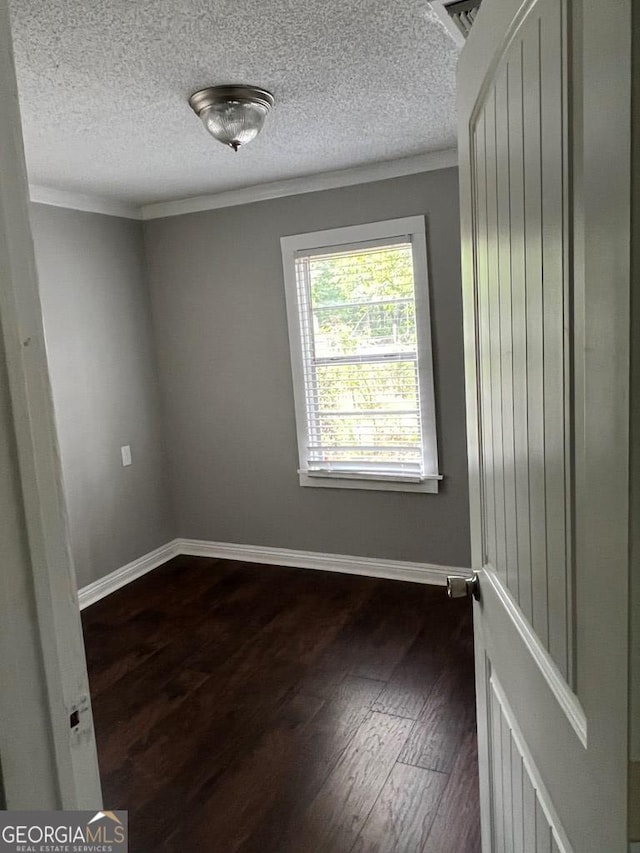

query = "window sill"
[298,471,442,494]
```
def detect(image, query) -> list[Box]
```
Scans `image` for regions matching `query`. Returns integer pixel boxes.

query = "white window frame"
[281,216,442,494]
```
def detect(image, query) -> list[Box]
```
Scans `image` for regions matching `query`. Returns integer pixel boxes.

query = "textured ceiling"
[9,0,459,205]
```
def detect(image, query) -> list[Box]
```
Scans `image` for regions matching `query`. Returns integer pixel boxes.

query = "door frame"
[459,0,631,849]
[0,0,102,808]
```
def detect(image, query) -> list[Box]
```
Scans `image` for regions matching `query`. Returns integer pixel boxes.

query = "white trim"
[77,539,463,608]
[26,151,458,222]
[29,185,142,221]
[490,673,573,853]
[141,150,458,220]
[176,539,459,586]
[483,567,588,748]
[77,541,180,609]
[280,216,440,494]
[0,0,102,809]
[298,472,440,493]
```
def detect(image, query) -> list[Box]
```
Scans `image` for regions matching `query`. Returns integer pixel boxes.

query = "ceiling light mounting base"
[188,85,275,115]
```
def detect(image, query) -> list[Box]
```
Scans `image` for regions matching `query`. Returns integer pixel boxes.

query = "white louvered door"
[458,1,631,851]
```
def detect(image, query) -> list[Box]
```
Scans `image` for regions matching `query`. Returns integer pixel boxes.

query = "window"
[281,216,441,493]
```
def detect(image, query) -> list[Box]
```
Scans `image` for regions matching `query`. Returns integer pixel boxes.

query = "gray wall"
[629,3,640,837]
[144,168,470,567]
[30,204,174,588]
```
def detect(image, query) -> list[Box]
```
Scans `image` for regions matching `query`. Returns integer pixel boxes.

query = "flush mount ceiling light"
[188,84,275,151]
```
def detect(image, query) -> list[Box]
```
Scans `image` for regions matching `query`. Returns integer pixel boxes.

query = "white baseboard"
[77,541,180,609]
[176,538,459,586]
[77,537,462,609]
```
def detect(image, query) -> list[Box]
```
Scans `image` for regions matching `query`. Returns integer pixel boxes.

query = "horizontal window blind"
[294,238,426,479]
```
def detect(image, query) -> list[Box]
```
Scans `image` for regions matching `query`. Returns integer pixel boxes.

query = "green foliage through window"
[296,241,424,472]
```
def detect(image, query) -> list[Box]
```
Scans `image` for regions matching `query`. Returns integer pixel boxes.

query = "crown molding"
[140,149,459,220]
[27,150,458,223]
[29,185,142,221]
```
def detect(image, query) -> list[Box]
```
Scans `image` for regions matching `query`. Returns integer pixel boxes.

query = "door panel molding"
[488,670,573,853]
[469,0,573,681]
[460,0,631,849]
[483,568,586,746]
[476,557,623,852]
[468,0,544,131]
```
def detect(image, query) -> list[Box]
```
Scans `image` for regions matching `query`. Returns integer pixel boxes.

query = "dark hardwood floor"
[82,556,480,853]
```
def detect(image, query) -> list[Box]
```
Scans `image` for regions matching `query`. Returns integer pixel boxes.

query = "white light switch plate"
[121,445,132,467]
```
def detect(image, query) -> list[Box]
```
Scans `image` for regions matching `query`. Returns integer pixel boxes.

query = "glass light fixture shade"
[200,100,269,151]
[189,85,275,151]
